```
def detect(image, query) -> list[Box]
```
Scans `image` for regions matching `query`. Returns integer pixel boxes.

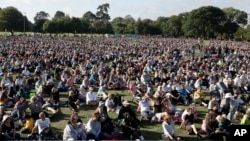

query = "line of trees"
[0,4,250,40]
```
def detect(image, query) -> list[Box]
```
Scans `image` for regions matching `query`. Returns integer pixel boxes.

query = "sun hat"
[2,115,11,123]
[225,93,233,98]
[122,100,130,105]
[89,87,94,91]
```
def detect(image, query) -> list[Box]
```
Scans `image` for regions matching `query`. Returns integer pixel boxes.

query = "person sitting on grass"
[20,114,34,134]
[118,100,140,124]
[11,96,27,121]
[28,112,54,140]
[193,87,207,106]
[162,114,181,141]
[0,90,9,122]
[240,108,250,125]
[99,116,119,140]
[86,87,98,106]
[86,112,101,141]
[50,87,60,107]
[0,115,22,141]
[27,96,43,120]
[63,115,79,141]
[181,107,202,139]
[105,93,116,112]
[42,98,60,115]
[68,90,80,112]
[121,113,144,140]
[95,101,110,119]
[137,96,154,121]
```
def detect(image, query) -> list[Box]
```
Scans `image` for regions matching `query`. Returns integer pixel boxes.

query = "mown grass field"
[0,37,212,140]
[31,87,209,141]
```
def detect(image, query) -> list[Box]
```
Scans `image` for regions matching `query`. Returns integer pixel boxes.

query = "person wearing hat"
[0,114,21,140]
[86,87,98,106]
[99,116,119,140]
[118,100,140,124]
[220,93,238,120]
[240,108,250,125]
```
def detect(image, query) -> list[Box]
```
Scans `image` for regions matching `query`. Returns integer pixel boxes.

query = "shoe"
[139,135,145,140]
[196,134,202,139]
[130,134,134,140]
[151,116,156,123]
[202,102,207,107]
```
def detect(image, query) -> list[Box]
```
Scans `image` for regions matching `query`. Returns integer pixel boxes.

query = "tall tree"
[163,15,183,37]
[82,11,97,23]
[34,11,49,23]
[222,7,248,39]
[223,7,248,26]
[182,6,226,38]
[33,11,49,32]
[111,17,126,34]
[96,3,110,21]
[0,6,24,31]
[54,11,65,20]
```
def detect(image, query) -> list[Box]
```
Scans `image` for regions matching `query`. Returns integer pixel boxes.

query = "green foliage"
[0,6,25,31]
[54,11,65,20]
[182,6,226,38]
[0,4,250,38]
[163,15,183,37]
[96,3,110,21]
[92,20,113,34]
[223,7,248,25]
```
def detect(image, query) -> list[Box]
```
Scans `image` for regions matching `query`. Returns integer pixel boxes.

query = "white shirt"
[22,69,30,76]
[162,120,175,137]
[86,92,97,102]
[139,101,151,112]
[15,79,23,86]
[105,98,114,110]
[35,118,50,134]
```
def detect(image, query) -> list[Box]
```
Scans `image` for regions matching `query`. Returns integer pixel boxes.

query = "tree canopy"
[0,4,250,40]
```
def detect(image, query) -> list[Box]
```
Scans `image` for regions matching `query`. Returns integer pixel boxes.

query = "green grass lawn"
[35,88,209,141]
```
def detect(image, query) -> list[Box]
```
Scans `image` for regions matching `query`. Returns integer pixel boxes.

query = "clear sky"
[0,0,250,23]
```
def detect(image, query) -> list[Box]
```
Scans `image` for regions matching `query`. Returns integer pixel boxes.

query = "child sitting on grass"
[20,114,34,134]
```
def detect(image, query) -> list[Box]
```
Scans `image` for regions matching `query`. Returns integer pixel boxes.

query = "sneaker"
[202,102,207,107]
[139,135,145,140]
[130,134,134,140]
[151,116,156,123]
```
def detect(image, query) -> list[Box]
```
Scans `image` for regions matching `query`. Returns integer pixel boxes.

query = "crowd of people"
[0,35,250,141]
